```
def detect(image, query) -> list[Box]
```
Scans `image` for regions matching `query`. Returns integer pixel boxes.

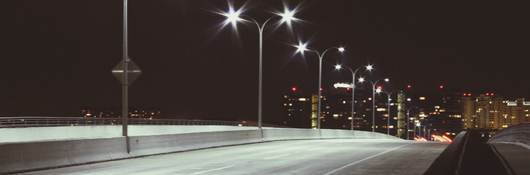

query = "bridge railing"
[0,117,265,128]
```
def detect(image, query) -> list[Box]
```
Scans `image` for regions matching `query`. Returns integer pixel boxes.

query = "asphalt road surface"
[21,139,447,175]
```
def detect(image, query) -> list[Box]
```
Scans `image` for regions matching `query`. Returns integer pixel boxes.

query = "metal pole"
[387,94,391,135]
[258,28,263,139]
[317,57,323,131]
[122,0,130,153]
[406,110,409,140]
[351,72,355,131]
[372,84,376,132]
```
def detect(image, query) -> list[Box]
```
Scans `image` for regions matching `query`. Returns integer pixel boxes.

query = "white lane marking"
[263,153,292,160]
[189,165,235,175]
[323,143,410,175]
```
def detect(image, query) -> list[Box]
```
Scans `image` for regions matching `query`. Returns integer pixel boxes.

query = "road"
[21,139,447,175]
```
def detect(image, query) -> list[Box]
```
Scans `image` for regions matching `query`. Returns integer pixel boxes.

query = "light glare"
[338,47,345,52]
[366,64,374,71]
[276,5,299,27]
[335,64,342,70]
[220,2,244,29]
[358,77,365,83]
[294,41,309,55]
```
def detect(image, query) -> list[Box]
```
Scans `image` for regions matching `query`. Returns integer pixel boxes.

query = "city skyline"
[5,0,530,122]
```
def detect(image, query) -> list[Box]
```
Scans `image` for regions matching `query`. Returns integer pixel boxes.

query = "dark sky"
[5,0,530,121]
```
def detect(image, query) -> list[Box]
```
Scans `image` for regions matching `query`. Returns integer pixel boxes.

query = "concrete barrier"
[0,137,129,174]
[0,126,401,174]
[0,125,258,143]
[129,130,261,156]
[489,123,530,150]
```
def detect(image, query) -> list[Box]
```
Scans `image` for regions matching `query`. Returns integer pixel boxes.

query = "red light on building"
[407,85,412,89]
[291,86,297,92]
[491,93,495,96]
[485,93,490,96]
[439,85,444,89]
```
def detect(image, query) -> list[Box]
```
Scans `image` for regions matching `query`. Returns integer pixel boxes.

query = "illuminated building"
[460,93,530,130]
[81,108,160,119]
[281,84,385,131]
[281,87,311,128]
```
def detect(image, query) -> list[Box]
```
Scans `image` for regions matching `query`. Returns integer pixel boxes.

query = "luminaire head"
[338,47,345,52]
[220,2,245,29]
[275,6,299,27]
[384,78,390,82]
[334,64,342,70]
[376,87,383,94]
[294,41,309,55]
[358,77,366,83]
[366,64,374,71]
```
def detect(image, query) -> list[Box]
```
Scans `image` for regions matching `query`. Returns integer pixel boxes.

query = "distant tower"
[311,94,318,129]
[461,94,475,129]
[396,91,406,138]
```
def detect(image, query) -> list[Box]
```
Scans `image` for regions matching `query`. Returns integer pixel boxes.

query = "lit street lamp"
[360,74,390,132]
[293,41,344,130]
[216,2,300,138]
[334,64,371,131]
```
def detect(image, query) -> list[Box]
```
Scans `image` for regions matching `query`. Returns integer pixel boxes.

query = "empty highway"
[21,139,447,175]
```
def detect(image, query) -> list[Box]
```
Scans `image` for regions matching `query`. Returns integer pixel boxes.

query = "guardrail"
[0,117,281,128]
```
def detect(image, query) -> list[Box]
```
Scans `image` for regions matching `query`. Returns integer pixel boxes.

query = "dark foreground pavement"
[20,139,447,175]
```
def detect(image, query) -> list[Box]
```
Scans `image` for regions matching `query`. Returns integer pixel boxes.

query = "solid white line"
[189,165,235,175]
[323,143,410,175]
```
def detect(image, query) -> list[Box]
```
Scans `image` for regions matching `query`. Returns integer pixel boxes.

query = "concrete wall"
[0,125,257,143]
[0,126,400,174]
[489,123,530,149]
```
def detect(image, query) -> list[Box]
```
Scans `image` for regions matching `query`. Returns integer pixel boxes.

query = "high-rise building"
[281,87,311,128]
[460,93,530,130]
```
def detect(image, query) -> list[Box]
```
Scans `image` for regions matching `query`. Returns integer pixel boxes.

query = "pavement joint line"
[189,165,235,175]
[322,143,411,175]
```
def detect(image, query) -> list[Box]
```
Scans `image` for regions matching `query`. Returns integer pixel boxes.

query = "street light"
[293,41,344,130]
[217,2,300,138]
[334,64,371,131]
[360,74,390,132]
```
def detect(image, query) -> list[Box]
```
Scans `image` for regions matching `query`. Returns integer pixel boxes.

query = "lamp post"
[217,2,300,138]
[361,76,389,132]
[334,64,371,131]
[293,42,344,130]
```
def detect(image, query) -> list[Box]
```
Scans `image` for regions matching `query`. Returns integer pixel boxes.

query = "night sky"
[5,0,530,122]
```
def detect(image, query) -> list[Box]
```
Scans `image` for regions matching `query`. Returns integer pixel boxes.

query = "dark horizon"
[5,0,530,121]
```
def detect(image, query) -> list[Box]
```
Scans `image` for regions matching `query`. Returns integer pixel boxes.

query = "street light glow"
[366,64,374,71]
[338,47,345,52]
[358,77,366,83]
[220,2,244,29]
[294,41,309,55]
[384,78,390,82]
[276,7,299,26]
[335,64,342,70]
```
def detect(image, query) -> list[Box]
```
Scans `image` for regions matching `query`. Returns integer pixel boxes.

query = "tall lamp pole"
[121,0,130,153]
[361,77,389,132]
[216,2,300,138]
[293,42,345,130]
[384,91,392,135]
[334,64,371,130]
